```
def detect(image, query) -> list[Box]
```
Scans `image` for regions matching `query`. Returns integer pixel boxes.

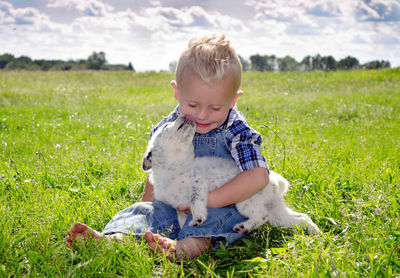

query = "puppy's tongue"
[185,115,195,123]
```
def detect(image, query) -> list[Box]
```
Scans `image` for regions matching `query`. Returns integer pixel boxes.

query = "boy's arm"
[141,175,155,202]
[207,167,269,208]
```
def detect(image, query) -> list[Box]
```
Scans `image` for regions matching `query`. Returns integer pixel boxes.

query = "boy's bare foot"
[66,223,212,261]
[144,231,177,259]
[66,222,104,246]
[144,231,212,261]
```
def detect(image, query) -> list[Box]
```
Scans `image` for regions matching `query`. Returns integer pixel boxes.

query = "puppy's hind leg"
[233,200,270,233]
[233,214,268,234]
[268,204,321,234]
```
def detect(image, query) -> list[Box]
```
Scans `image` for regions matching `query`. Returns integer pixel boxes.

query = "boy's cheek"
[178,104,191,115]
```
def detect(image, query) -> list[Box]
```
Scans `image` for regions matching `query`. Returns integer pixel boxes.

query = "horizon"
[1,0,399,71]
[0,51,394,72]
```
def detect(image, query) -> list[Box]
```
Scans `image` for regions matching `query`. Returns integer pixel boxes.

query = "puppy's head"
[142,115,196,170]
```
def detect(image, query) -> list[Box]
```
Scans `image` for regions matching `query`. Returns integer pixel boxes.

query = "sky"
[1,0,399,71]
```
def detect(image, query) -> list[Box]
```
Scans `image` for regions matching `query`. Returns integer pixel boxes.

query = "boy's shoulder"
[223,106,260,138]
[225,107,268,172]
[149,106,180,137]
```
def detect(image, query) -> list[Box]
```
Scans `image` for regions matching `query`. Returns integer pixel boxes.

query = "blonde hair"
[175,35,242,92]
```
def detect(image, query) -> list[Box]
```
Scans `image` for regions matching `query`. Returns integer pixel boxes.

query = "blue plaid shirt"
[149,105,269,172]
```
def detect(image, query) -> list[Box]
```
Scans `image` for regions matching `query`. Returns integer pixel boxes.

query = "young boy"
[66,35,269,260]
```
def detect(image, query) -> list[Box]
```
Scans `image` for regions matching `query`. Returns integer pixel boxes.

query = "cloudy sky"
[1,0,399,71]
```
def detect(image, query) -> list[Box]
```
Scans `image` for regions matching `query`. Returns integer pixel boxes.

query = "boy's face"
[172,69,242,134]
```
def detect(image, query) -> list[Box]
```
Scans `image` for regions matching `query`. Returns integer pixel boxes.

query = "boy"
[66,35,269,260]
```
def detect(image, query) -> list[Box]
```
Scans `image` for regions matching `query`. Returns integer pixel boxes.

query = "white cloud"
[0,0,399,70]
[0,1,52,30]
[47,0,114,16]
[0,1,13,24]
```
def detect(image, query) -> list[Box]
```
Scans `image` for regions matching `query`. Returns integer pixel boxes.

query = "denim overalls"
[102,127,248,247]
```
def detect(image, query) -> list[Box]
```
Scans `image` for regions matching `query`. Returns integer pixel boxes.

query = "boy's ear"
[142,150,152,171]
[230,90,243,108]
[171,80,179,101]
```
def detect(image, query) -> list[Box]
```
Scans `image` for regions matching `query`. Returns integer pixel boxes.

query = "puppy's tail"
[269,171,289,196]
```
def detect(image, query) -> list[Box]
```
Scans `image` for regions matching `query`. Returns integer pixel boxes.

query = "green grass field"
[1,69,399,277]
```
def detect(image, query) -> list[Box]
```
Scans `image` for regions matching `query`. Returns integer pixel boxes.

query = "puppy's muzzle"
[177,115,196,130]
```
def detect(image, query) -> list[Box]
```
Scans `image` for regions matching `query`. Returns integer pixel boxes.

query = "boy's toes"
[66,222,103,247]
[162,240,174,251]
[66,234,72,246]
[70,222,87,233]
[144,231,155,243]
[66,228,78,246]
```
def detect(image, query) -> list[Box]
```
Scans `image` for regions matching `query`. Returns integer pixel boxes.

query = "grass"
[0,68,399,277]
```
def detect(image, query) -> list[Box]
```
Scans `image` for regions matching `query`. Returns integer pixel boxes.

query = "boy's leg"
[66,201,181,246]
[102,200,181,238]
[65,222,210,261]
[143,205,247,260]
[178,205,248,248]
[66,204,248,261]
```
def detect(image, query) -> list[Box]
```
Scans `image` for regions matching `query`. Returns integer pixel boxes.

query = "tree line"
[241,54,391,72]
[1,51,391,72]
[0,51,135,71]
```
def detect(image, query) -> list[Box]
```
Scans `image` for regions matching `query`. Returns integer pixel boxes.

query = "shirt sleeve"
[149,105,180,138]
[226,120,269,172]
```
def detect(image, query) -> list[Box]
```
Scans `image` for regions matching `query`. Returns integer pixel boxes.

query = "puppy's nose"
[185,115,195,122]
[184,115,196,127]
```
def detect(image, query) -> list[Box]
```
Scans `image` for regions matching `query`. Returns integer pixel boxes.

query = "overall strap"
[193,128,232,159]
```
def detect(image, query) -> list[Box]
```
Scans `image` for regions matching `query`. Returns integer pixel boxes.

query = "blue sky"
[1,0,399,71]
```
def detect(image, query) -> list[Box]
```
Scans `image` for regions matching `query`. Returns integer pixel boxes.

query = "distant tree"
[381,60,391,68]
[87,51,107,70]
[311,54,323,70]
[321,56,337,71]
[6,56,39,70]
[278,55,299,72]
[300,55,313,71]
[362,60,391,69]
[34,59,63,71]
[0,53,15,69]
[127,62,135,71]
[76,59,87,70]
[250,54,277,71]
[337,56,360,70]
[250,54,267,71]
[300,55,337,71]
[239,55,250,71]
[34,59,51,70]
[266,55,278,71]
[169,61,177,73]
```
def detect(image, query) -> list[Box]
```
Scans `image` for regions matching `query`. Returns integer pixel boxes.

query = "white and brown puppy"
[143,115,321,234]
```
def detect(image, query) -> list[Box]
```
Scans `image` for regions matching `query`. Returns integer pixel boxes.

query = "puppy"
[143,115,321,234]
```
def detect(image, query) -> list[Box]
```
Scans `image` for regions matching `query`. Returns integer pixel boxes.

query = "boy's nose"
[196,108,208,121]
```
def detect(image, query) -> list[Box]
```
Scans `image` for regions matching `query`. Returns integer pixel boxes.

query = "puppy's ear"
[142,151,152,171]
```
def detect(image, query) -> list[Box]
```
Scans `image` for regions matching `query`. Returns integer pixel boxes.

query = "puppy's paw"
[307,224,322,235]
[233,223,248,234]
[189,217,206,227]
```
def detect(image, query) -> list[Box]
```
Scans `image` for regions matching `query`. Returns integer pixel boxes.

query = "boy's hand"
[178,204,191,214]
